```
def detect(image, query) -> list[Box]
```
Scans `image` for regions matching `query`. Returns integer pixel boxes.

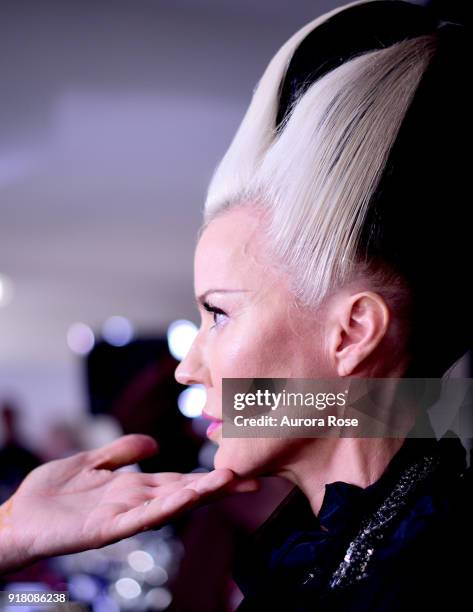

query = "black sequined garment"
[232,428,472,611]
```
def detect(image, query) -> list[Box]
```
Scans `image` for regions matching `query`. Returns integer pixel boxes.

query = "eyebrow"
[195,289,249,306]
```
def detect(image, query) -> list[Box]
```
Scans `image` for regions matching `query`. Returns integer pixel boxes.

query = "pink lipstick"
[202,410,223,437]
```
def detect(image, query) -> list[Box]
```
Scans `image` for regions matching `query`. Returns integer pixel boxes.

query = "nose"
[174,337,209,387]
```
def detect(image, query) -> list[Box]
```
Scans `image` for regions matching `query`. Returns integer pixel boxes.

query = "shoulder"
[234,436,473,611]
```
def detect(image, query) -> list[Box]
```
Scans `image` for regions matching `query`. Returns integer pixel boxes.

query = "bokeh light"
[145,587,172,610]
[115,577,141,600]
[177,384,206,418]
[144,565,168,587]
[167,319,197,360]
[102,315,134,347]
[127,550,154,573]
[67,322,95,355]
[0,273,14,307]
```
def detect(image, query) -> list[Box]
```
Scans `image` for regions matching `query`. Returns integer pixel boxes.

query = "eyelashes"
[203,301,228,328]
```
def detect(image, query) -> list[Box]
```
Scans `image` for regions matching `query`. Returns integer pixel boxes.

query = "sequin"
[326,454,440,590]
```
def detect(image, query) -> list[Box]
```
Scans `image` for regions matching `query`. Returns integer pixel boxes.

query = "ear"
[326,291,390,376]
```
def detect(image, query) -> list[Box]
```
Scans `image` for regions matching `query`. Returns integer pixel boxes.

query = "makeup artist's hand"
[0,434,260,574]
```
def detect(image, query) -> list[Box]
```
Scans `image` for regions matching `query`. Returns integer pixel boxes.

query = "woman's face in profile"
[175,205,335,477]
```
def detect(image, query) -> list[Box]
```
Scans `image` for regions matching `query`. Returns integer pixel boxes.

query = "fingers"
[196,476,262,504]
[102,470,260,543]
[113,488,199,540]
[109,469,238,505]
[184,469,234,494]
[144,470,234,488]
[140,470,235,500]
[144,472,205,487]
[128,471,234,530]
[223,478,262,493]
[181,470,261,495]
[87,435,159,470]
[144,470,259,496]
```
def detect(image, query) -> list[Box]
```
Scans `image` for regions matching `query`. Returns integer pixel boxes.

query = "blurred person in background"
[39,421,84,462]
[0,401,41,503]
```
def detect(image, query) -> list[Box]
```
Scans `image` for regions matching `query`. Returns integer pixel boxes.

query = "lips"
[201,410,223,438]
[201,410,223,423]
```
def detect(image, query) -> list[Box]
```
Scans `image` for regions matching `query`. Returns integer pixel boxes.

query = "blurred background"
[0,1,468,611]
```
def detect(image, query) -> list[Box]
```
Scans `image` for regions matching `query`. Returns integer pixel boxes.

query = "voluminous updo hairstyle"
[202,0,470,377]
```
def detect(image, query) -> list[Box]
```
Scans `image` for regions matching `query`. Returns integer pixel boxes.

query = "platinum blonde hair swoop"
[202,0,437,310]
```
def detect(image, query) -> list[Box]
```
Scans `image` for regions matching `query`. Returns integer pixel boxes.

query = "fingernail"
[232,480,260,492]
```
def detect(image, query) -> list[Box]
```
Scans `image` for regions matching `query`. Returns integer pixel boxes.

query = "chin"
[213,442,267,478]
[214,449,249,475]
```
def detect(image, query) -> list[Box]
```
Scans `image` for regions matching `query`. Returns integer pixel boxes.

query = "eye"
[203,301,228,329]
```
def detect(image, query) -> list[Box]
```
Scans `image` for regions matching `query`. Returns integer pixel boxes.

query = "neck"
[276,437,405,517]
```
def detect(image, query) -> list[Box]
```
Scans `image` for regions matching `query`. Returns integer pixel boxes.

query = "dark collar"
[232,422,467,602]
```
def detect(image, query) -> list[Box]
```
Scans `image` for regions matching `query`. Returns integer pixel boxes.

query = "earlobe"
[337,353,360,377]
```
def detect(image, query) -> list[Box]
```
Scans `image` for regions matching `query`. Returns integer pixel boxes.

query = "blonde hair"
[202,0,437,310]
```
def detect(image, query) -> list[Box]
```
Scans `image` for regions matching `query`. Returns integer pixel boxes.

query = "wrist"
[0,496,34,574]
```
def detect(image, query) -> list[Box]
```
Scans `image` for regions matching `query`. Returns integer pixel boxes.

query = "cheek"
[210,321,294,382]
[213,317,324,379]
[203,322,291,415]
[204,308,330,414]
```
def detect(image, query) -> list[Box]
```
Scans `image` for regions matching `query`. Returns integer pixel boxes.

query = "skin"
[0,203,412,573]
[0,434,260,573]
[175,204,411,516]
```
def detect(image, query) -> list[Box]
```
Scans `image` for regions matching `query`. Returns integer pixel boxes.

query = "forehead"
[194,206,272,292]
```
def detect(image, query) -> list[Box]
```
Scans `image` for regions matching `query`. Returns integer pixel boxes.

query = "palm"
[1,435,259,571]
